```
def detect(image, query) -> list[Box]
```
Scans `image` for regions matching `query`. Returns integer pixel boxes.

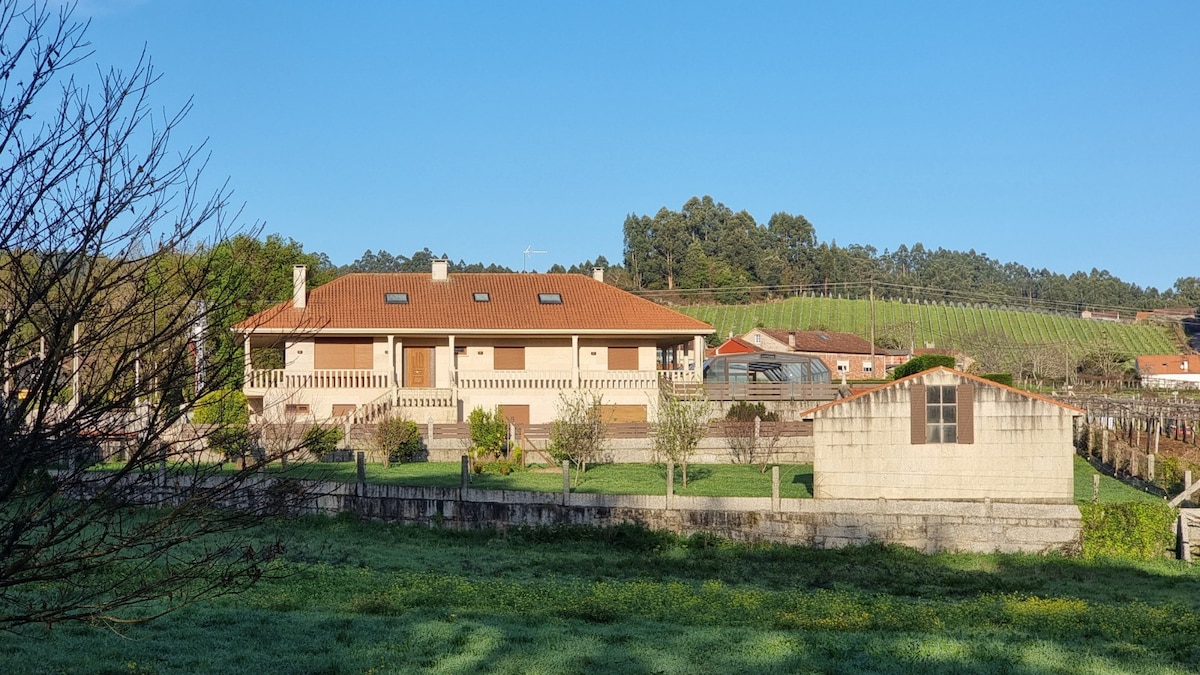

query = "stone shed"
[804,367,1083,502]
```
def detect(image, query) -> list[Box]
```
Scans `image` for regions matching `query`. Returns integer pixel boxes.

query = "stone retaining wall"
[305,481,1081,554]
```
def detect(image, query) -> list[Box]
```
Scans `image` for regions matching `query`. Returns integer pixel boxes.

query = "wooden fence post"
[356,451,366,496]
[667,460,675,509]
[772,465,780,512]
[460,455,469,490]
[562,459,570,502]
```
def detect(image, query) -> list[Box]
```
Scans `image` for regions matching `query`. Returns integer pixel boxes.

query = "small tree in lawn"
[652,393,711,489]
[548,390,606,487]
[466,406,507,472]
[723,401,780,471]
[377,415,422,466]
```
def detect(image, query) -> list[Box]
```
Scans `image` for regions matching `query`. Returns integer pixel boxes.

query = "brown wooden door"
[404,347,431,388]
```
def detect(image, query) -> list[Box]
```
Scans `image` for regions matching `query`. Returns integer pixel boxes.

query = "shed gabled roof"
[801,367,1085,417]
[755,329,875,355]
[234,272,714,335]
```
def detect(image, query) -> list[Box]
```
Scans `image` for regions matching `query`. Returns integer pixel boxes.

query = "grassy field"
[8,459,1179,673]
[680,295,1179,356]
[0,512,1196,674]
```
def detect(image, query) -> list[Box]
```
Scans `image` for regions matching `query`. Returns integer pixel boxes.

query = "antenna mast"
[522,245,547,272]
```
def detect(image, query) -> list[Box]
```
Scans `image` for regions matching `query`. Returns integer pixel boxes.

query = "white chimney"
[292,265,307,309]
[788,332,796,348]
[592,267,605,283]
[1183,360,1190,372]
[432,259,449,282]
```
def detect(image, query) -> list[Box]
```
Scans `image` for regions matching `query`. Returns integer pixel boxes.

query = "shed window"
[925,385,957,443]
[385,293,409,304]
[538,293,562,304]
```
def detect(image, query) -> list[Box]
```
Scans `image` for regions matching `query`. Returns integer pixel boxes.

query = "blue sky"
[75,1,1197,290]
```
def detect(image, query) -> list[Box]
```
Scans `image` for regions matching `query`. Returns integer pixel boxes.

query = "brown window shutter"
[354,341,373,370]
[608,346,639,370]
[956,383,975,444]
[910,383,926,445]
[494,346,526,370]
[315,337,372,370]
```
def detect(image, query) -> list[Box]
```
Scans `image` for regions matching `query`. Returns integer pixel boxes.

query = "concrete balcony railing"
[245,369,393,391]
[454,369,669,391]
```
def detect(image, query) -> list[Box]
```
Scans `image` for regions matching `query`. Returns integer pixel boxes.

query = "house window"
[284,404,310,415]
[925,385,957,443]
[863,359,874,374]
[315,338,373,370]
[538,293,562,304]
[385,293,408,304]
[836,360,850,373]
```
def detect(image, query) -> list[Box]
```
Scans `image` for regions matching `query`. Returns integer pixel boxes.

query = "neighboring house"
[711,336,760,355]
[1136,355,1200,389]
[803,367,1082,502]
[741,328,882,379]
[234,261,713,425]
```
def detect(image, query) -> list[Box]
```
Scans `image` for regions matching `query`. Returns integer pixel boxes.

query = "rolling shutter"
[607,346,639,371]
[314,338,373,370]
[494,346,525,370]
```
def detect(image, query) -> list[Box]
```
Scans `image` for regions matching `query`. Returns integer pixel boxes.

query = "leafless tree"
[652,393,711,488]
[548,390,606,487]
[0,2,306,631]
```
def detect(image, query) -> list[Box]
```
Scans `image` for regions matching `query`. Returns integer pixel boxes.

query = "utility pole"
[869,282,876,375]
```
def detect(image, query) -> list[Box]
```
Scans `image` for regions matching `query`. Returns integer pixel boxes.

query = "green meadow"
[1,459,1191,674]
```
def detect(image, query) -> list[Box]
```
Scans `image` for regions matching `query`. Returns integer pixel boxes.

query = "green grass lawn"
[271,456,1149,505]
[1,516,1196,674]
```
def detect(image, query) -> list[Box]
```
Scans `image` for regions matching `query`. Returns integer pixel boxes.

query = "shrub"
[891,354,956,379]
[1079,502,1177,560]
[980,372,1014,387]
[193,389,250,461]
[725,401,779,422]
[467,407,520,474]
[301,425,344,459]
[377,416,422,463]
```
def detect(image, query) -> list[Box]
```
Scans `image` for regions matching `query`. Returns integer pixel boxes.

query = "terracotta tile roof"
[758,329,875,354]
[714,337,761,354]
[234,273,713,334]
[1136,355,1200,376]
[801,367,1085,417]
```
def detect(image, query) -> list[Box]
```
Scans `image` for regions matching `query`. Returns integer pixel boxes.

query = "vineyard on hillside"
[680,296,1181,357]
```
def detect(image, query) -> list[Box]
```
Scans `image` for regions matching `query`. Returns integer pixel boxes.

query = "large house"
[234,262,713,425]
[804,367,1082,502]
[740,328,885,379]
[1136,355,1200,389]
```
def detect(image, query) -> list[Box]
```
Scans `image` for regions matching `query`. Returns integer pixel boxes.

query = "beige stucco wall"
[813,369,1077,502]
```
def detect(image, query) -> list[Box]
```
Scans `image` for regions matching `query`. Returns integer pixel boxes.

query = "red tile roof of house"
[758,329,875,354]
[234,273,714,334]
[1136,355,1200,376]
[714,336,761,354]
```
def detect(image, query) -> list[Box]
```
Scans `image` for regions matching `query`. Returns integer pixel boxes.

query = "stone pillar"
[771,465,780,512]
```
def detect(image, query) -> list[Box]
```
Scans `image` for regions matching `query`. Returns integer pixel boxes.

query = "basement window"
[385,293,409,304]
[538,293,563,304]
[473,292,490,302]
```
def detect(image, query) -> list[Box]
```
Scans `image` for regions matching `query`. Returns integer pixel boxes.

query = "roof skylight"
[385,292,409,304]
[538,293,563,304]
[473,292,490,302]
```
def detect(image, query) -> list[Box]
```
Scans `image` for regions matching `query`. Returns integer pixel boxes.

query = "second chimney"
[592,267,605,283]
[432,259,449,282]
[293,265,307,309]
[788,331,796,348]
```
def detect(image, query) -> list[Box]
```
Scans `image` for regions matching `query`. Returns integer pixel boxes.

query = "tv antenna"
[522,245,547,272]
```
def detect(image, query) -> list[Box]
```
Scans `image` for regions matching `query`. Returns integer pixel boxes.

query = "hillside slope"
[681,296,1180,356]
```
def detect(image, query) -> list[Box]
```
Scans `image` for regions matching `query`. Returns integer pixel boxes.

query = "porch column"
[243,336,252,388]
[572,334,580,388]
[386,335,396,387]
[448,334,457,387]
[393,337,403,407]
[693,335,705,379]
